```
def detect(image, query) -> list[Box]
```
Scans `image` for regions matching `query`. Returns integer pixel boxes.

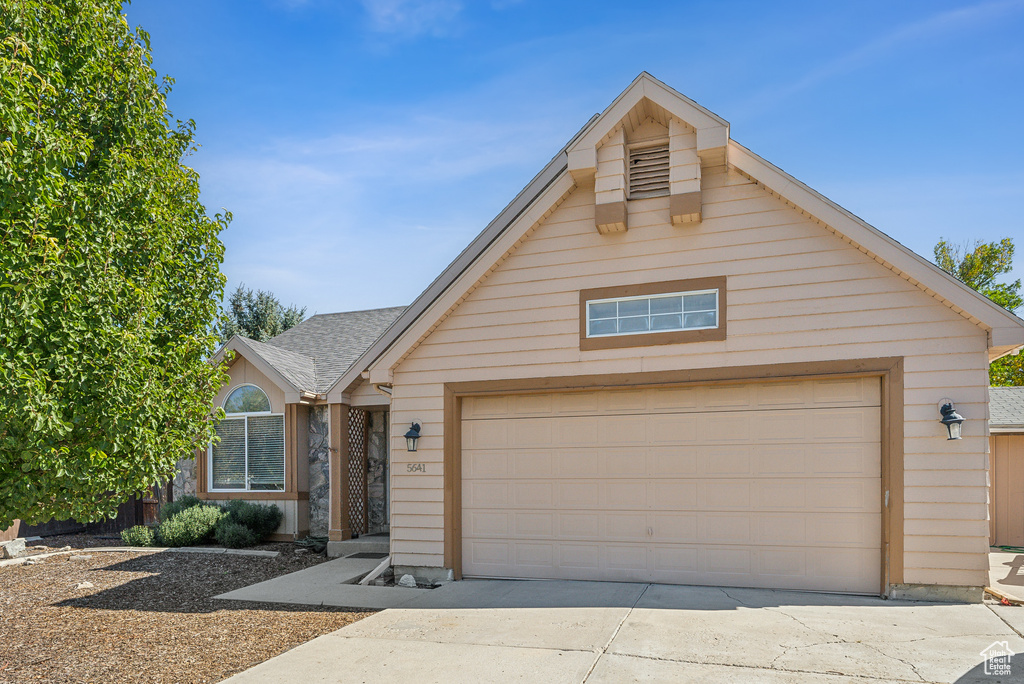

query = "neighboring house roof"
[216,306,406,398]
[327,72,1024,397]
[991,386,1024,432]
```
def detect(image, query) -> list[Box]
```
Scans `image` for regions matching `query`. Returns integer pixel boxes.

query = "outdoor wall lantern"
[939,402,965,440]
[405,423,421,452]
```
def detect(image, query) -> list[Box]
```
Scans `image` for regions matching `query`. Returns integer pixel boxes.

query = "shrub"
[156,504,225,547]
[159,494,203,522]
[224,500,283,541]
[215,520,258,549]
[121,525,156,547]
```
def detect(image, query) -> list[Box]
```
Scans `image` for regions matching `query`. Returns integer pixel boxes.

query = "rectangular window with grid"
[586,289,718,338]
[210,414,285,491]
[628,142,670,199]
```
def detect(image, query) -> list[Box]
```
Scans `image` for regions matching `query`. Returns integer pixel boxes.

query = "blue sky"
[124,0,1024,315]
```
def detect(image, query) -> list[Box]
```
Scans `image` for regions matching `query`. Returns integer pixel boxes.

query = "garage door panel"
[513,482,553,507]
[464,450,510,478]
[559,482,600,507]
[466,510,510,537]
[702,514,752,544]
[607,544,648,571]
[513,512,553,537]
[515,542,554,569]
[601,450,648,477]
[461,378,880,421]
[556,416,602,445]
[461,379,882,593]
[559,512,601,538]
[603,512,648,539]
[462,481,509,507]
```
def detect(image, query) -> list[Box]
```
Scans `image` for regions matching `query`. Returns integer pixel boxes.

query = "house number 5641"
[406,463,426,473]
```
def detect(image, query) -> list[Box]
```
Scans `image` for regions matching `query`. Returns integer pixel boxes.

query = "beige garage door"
[461,376,882,593]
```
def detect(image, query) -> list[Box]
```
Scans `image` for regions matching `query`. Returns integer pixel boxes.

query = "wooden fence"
[0,483,170,542]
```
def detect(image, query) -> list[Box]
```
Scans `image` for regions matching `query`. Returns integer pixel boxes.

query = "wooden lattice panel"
[347,407,368,536]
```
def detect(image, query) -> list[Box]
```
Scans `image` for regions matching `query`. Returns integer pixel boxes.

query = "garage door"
[461,376,881,593]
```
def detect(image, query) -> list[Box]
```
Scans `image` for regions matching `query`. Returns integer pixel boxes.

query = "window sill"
[198,491,307,501]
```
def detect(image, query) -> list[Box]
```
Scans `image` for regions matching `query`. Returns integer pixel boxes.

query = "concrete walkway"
[215,555,430,610]
[989,550,1024,603]
[224,580,1024,683]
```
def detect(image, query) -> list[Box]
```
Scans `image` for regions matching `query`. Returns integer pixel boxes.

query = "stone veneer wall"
[307,405,331,537]
[366,410,388,534]
[172,457,196,500]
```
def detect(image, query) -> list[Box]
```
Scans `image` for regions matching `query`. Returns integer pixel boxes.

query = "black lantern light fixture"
[405,423,421,452]
[939,402,964,440]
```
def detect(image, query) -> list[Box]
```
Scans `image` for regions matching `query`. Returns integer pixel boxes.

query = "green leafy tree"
[220,284,306,342]
[934,238,1023,386]
[0,0,229,527]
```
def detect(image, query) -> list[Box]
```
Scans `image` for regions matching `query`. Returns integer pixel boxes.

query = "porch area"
[325,404,391,557]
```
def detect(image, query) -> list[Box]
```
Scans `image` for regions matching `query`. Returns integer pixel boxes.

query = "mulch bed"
[0,535,374,683]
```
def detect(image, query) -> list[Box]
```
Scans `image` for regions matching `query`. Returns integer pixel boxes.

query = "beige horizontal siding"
[386,164,990,587]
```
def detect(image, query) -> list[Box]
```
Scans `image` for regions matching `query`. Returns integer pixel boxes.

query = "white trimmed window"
[586,289,718,338]
[210,385,285,492]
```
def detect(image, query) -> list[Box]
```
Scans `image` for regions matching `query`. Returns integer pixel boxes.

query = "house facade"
[180,307,404,540]
[194,74,1024,600]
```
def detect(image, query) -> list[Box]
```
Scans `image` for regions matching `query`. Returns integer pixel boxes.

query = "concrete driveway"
[225,580,1024,683]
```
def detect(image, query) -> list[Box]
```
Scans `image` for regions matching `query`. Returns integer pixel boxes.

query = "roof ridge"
[305,305,408,319]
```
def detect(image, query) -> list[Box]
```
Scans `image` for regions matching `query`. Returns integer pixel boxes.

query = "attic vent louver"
[628,143,670,199]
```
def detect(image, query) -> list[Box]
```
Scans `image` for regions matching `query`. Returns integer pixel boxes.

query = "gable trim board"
[357,73,1017,598]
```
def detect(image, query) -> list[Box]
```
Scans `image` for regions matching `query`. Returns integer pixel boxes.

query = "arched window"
[210,384,284,492]
[224,385,271,413]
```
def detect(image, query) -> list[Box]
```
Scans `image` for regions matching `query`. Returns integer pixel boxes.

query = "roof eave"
[221,336,306,399]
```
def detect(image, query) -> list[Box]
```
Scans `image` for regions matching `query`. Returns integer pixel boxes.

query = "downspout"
[372,383,393,399]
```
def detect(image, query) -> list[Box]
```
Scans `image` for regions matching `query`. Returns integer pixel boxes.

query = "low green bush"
[159,494,203,522]
[215,520,258,549]
[156,504,226,547]
[224,500,283,541]
[121,525,156,547]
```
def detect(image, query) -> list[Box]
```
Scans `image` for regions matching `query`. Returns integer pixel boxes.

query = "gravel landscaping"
[0,535,373,683]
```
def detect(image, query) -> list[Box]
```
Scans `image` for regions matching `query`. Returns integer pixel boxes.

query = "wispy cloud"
[358,0,463,36]
[196,101,570,313]
[738,0,1024,116]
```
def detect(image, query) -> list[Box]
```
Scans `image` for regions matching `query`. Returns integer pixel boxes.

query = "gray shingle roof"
[237,337,318,394]
[991,387,1024,430]
[246,306,405,394]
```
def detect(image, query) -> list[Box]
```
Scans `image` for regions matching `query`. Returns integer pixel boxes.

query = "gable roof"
[239,336,318,393]
[330,72,1024,396]
[268,306,406,392]
[991,387,1024,432]
[217,306,406,399]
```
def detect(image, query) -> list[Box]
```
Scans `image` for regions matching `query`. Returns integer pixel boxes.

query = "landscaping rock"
[69,554,94,560]
[74,581,94,590]
[1,539,26,559]
[397,574,417,588]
